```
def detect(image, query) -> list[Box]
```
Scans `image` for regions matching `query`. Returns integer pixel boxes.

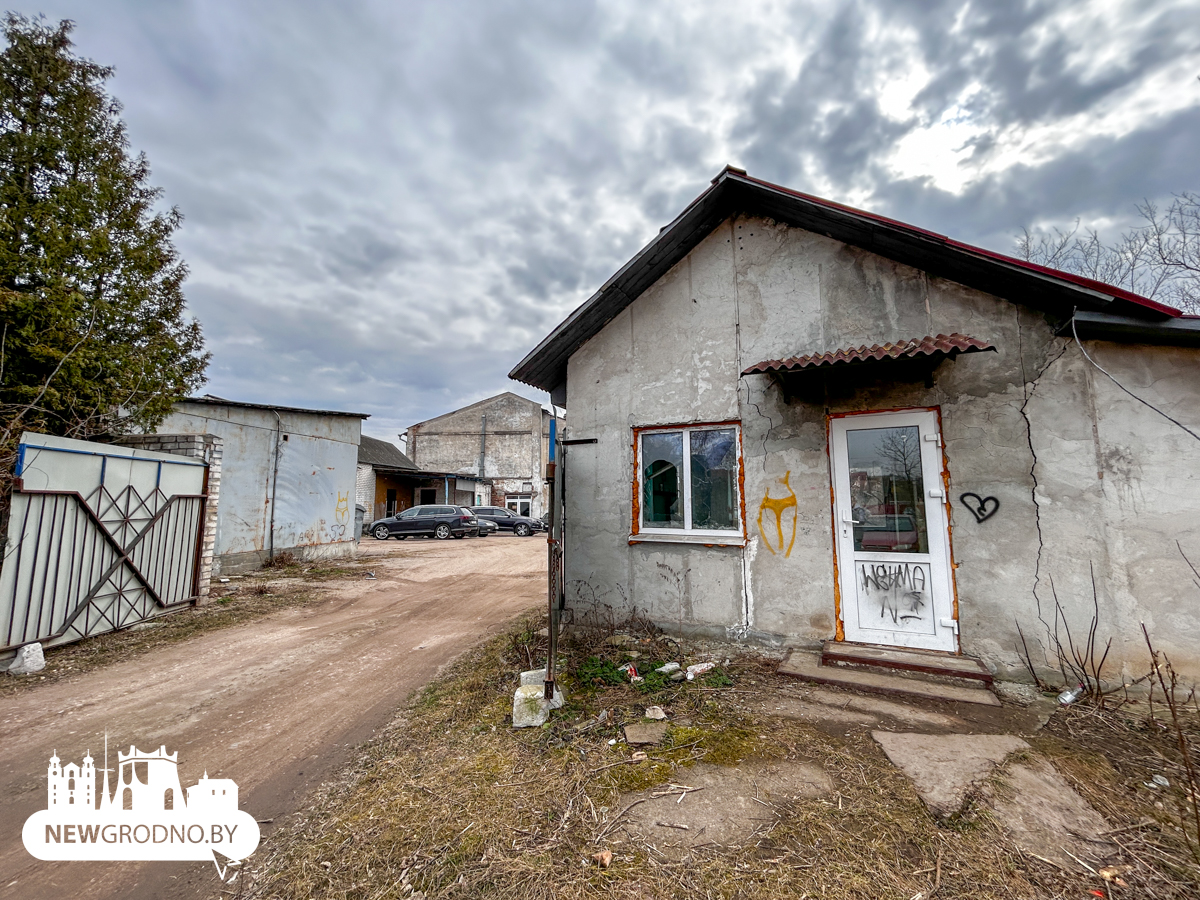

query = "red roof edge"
[731,172,1182,318]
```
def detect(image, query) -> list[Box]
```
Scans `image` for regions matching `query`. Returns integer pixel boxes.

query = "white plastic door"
[830,410,957,652]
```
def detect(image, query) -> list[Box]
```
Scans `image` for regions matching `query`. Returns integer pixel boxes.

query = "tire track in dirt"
[0,535,544,900]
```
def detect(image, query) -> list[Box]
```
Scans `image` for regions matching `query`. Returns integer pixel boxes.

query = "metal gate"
[1,433,208,652]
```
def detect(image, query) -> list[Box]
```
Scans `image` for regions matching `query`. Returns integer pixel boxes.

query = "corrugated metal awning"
[742,333,994,375]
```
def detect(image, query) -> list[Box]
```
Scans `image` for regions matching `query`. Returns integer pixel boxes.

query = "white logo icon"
[22,738,260,880]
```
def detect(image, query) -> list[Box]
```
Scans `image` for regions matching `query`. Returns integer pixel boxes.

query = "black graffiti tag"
[959,492,1000,523]
[860,563,927,624]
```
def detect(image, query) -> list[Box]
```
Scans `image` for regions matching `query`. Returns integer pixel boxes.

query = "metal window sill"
[628,532,746,548]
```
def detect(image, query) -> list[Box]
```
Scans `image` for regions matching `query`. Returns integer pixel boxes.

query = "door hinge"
[923,433,942,447]
[928,488,944,499]
[939,617,959,635]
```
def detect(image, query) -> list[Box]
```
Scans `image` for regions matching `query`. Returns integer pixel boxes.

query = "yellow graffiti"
[758,472,798,557]
[333,492,350,538]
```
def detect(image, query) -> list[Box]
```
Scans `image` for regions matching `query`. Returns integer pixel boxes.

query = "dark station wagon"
[370,505,479,541]
[469,506,543,537]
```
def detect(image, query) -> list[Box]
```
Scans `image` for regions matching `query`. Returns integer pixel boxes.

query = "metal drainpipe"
[269,410,283,560]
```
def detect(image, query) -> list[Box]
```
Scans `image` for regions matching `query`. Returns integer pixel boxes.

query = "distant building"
[404,392,553,518]
[356,435,488,521]
[160,396,367,574]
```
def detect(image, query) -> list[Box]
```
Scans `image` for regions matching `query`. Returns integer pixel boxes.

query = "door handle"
[841,515,860,524]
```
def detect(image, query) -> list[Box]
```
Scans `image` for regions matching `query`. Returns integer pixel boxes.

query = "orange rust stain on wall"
[737,428,747,538]
[827,415,844,641]
[630,430,640,536]
[935,406,961,652]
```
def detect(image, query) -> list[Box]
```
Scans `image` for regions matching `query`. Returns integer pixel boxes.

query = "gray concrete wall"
[407,392,552,516]
[561,214,1200,681]
[161,403,361,574]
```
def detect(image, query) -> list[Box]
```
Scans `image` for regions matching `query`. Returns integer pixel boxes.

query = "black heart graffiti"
[959,492,1000,523]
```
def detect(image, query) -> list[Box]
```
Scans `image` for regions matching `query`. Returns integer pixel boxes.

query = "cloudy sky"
[31,0,1200,443]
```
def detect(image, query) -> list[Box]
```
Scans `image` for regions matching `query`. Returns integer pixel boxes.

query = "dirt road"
[0,535,544,900]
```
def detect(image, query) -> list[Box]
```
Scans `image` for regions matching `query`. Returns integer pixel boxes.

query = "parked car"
[370,505,479,540]
[475,516,499,537]
[469,506,543,537]
[855,515,920,552]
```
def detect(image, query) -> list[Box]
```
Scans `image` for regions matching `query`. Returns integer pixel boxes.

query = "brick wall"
[356,464,375,509]
[114,433,223,603]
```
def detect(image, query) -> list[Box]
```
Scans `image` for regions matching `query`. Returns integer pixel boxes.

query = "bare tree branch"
[1017,194,1200,314]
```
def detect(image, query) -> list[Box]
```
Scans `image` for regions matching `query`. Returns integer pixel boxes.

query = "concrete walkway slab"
[809,688,966,729]
[872,731,1029,816]
[981,756,1115,870]
[780,650,1000,707]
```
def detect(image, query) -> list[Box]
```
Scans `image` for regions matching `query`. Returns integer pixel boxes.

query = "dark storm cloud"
[904,0,1191,127]
[735,4,915,189]
[30,0,1199,441]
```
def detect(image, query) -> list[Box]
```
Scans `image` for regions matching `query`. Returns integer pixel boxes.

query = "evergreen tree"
[0,15,207,508]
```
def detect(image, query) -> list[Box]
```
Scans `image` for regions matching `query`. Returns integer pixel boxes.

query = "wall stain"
[758,472,798,557]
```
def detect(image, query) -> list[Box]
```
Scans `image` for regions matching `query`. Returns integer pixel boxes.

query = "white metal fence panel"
[0,432,208,651]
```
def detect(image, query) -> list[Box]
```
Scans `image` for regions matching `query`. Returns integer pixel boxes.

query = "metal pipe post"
[544,414,558,700]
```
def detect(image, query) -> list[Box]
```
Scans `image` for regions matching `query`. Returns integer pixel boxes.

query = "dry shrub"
[261,551,297,569]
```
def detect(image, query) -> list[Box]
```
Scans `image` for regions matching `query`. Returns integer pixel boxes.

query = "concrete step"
[778,649,1001,707]
[821,641,994,687]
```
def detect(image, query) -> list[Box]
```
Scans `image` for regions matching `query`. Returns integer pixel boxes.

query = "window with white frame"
[636,424,742,535]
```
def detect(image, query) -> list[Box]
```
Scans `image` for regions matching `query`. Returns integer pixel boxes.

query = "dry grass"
[1031,701,1200,896]
[242,614,1200,900]
[0,557,377,697]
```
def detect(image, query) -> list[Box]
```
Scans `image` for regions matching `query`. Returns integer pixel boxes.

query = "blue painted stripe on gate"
[17,443,207,467]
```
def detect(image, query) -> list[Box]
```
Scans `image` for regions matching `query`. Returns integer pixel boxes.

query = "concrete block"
[8,642,45,675]
[513,684,561,728]
[519,668,546,686]
[518,669,565,708]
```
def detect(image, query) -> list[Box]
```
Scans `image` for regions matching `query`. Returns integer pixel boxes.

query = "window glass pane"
[690,428,738,530]
[846,426,928,554]
[642,432,684,528]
